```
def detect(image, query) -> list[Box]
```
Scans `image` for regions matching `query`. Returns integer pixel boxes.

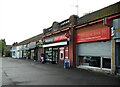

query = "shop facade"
[43,32,69,65]
[35,40,44,62]
[76,22,112,72]
[113,17,120,73]
[11,2,120,74]
[21,45,27,59]
[28,41,36,60]
[75,10,120,74]
[11,46,17,58]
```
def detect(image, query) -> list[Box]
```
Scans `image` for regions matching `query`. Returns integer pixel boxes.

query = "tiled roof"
[18,33,43,45]
[77,1,120,25]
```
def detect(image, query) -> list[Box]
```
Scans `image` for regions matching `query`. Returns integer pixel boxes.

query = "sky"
[0,0,120,45]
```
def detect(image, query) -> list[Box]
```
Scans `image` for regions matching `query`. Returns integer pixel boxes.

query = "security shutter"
[77,41,111,57]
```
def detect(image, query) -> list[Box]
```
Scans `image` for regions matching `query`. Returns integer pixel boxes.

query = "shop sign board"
[54,34,67,42]
[44,37,54,43]
[29,42,36,49]
[76,23,110,43]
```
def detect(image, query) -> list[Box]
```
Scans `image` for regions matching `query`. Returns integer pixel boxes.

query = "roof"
[77,1,120,25]
[18,33,43,45]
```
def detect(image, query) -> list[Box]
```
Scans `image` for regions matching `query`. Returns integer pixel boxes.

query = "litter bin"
[64,58,70,68]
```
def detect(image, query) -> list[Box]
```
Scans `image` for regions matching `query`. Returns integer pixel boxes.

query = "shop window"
[45,48,52,62]
[78,56,100,68]
[102,58,111,69]
[89,57,100,67]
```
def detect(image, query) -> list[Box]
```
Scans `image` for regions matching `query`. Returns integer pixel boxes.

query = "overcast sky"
[0,0,119,45]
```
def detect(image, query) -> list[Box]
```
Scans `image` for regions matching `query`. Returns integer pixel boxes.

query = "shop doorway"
[53,48,59,64]
[30,50,34,60]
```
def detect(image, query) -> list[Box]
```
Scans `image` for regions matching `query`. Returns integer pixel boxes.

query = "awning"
[43,41,67,48]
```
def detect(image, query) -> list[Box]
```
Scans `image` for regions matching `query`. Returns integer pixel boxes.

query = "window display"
[79,56,101,68]
[103,58,111,69]
[78,56,111,69]
[45,48,52,62]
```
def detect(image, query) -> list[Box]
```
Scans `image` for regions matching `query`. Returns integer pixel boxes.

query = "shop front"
[43,34,68,65]
[28,41,36,60]
[113,17,120,73]
[36,40,43,62]
[22,45,27,59]
[76,22,112,72]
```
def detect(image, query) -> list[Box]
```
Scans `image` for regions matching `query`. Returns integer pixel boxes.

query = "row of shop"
[11,34,69,63]
[11,2,120,74]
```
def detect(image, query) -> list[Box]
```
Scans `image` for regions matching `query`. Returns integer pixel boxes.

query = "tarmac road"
[0,57,2,86]
[1,57,120,86]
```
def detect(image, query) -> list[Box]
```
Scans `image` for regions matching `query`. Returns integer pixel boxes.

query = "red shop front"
[76,22,112,71]
[43,34,69,65]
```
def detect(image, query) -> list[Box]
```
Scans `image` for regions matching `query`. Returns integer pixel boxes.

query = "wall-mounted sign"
[54,34,67,42]
[29,42,36,49]
[44,37,54,43]
[103,17,112,27]
[76,23,110,43]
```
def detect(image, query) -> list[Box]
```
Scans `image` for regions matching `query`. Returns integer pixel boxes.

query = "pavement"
[1,57,120,86]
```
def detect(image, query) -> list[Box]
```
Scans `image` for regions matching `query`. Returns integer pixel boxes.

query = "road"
[0,57,2,86]
[1,57,120,86]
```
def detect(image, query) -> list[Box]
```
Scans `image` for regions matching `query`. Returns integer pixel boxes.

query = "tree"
[0,39,6,57]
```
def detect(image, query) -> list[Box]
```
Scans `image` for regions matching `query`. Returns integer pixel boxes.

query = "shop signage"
[43,41,67,48]
[54,34,67,42]
[29,42,36,49]
[44,37,54,43]
[103,17,112,27]
[76,24,110,43]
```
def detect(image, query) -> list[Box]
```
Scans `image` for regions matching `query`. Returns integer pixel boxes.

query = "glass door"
[53,48,59,64]
[45,48,52,62]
